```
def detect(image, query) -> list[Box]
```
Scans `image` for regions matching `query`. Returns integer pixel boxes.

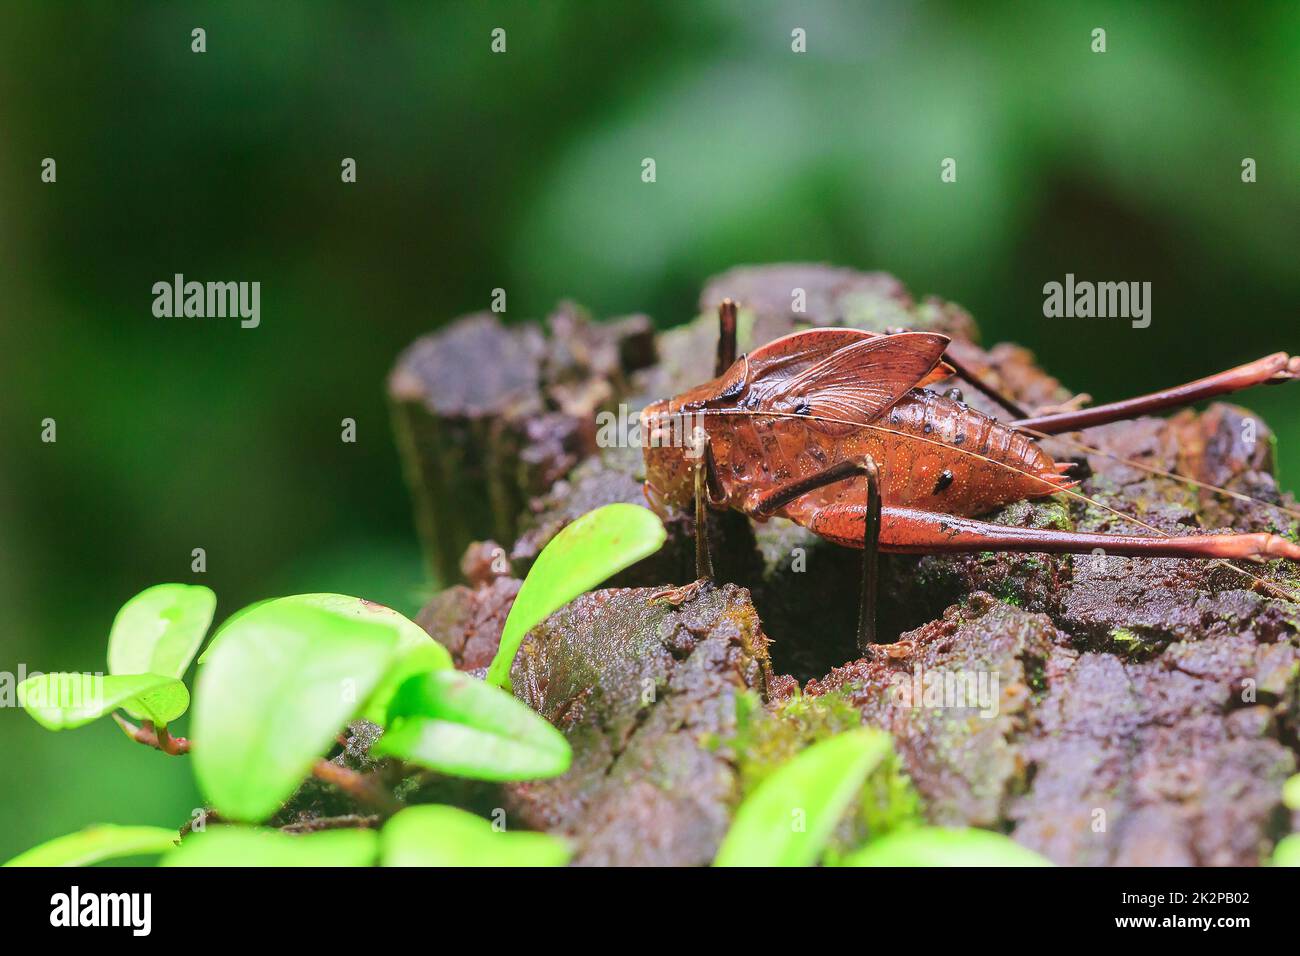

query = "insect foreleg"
[693,440,714,581]
[858,457,882,651]
[748,455,883,651]
[701,430,727,504]
[1012,352,1300,435]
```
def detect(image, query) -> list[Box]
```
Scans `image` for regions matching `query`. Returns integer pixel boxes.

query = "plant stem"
[113,714,191,755]
[113,713,398,814]
[311,760,401,815]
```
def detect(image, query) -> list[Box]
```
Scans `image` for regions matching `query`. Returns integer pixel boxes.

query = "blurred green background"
[0,0,1296,860]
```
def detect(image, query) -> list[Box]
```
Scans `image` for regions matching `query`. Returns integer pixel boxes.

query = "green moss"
[1109,627,1140,648]
[1037,500,1074,531]
[721,690,923,857]
[995,588,1023,607]
[722,690,862,788]
[1107,626,1163,660]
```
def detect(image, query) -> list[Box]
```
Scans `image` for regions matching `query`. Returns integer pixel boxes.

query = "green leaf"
[198,592,431,665]
[3,825,180,867]
[486,503,666,690]
[18,672,189,730]
[714,727,893,867]
[372,670,570,781]
[380,805,569,867]
[162,825,379,867]
[1273,834,1300,867]
[196,598,274,665]
[1282,773,1300,812]
[361,641,453,726]
[191,602,399,822]
[839,827,1053,867]
[199,591,450,725]
[108,583,216,680]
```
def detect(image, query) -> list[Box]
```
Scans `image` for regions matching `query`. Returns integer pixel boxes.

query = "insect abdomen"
[867,390,1069,515]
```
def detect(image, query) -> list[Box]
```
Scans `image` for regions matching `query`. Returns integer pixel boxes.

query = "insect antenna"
[1013,425,1300,523]
[699,406,1300,602]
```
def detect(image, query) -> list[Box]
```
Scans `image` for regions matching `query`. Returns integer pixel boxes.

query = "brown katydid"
[641,299,1300,649]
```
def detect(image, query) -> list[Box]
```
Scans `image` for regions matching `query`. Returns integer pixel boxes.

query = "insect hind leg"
[809,505,1300,563]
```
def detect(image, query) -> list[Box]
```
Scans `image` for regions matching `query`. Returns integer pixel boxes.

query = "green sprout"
[838,826,1052,867]
[1272,773,1300,866]
[2,825,180,868]
[10,580,577,863]
[372,669,570,781]
[162,826,382,868]
[108,582,216,682]
[378,805,569,867]
[715,727,893,867]
[191,600,402,822]
[18,583,215,750]
[8,506,668,865]
[1273,836,1300,867]
[161,805,570,867]
[9,808,571,868]
[486,503,667,691]
[19,672,189,732]
[715,722,1052,868]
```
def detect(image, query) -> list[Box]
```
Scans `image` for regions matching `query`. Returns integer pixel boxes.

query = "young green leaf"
[372,670,570,781]
[198,591,450,724]
[361,641,453,726]
[3,825,179,867]
[108,583,216,680]
[162,825,379,867]
[18,672,189,730]
[380,805,569,867]
[196,598,274,665]
[198,592,432,665]
[1282,773,1300,812]
[714,727,893,867]
[838,826,1053,867]
[192,602,399,822]
[486,503,666,691]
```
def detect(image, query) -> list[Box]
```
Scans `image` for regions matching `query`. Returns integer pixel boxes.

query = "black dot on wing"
[932,469,954,494]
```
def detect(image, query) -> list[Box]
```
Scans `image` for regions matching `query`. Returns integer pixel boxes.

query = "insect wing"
[747,329,950,426]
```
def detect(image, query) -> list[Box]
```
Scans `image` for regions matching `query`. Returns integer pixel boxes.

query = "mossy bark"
[307,263,1300,865]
